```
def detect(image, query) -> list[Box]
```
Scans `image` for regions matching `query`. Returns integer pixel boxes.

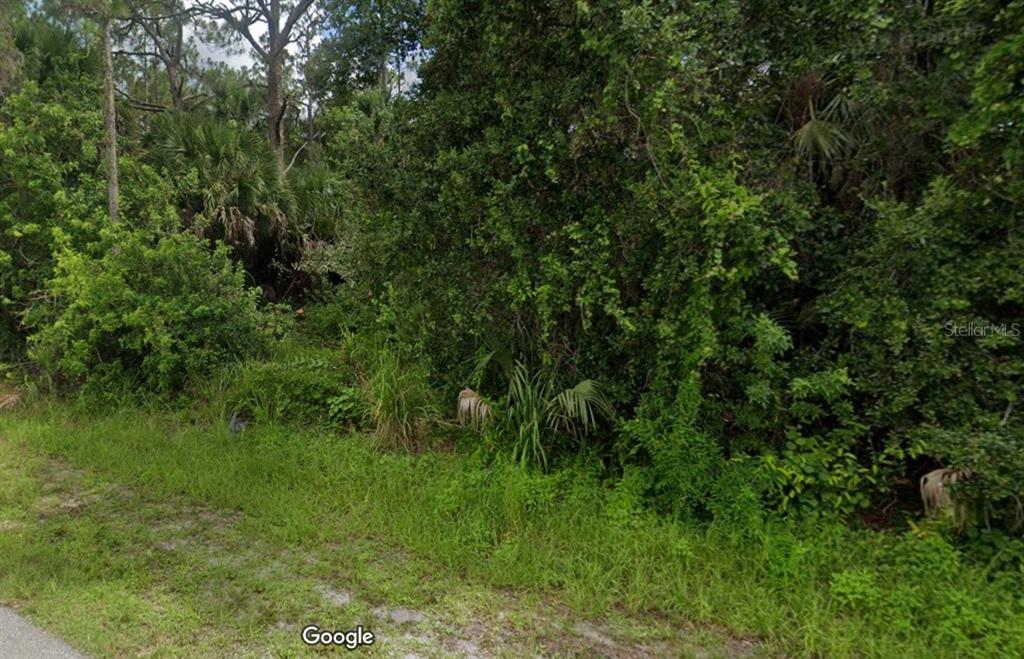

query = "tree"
[316,0,423,101]
[196,0,317,159]
[0,0,23,98]
[292,6,324,144]
[52,0,123,223]
[118,0,198,112]
[101,13,119,222]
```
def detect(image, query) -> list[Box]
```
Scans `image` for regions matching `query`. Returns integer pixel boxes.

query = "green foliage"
[761,433,877,517]
[501,362,612,469]
[150,114,290,250]
[0,0,1021,597]
[314,0,424,99]
[0,79,105,357]
[0,20,177,361]
[826,532,1024,656]
[928,427,1024,531]
[705,457,765,533]
[829,568,884,611]
[295,288,374,341]
[308,0,1024,527]
[209,343,360,427]
[0,1,21,94]
[326,384,364,425]
[361,343,439,450]
[27,232,268,394]
[200,68,264,125]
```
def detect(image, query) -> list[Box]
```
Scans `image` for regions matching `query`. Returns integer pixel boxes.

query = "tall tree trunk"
[101,18,120,224]
[167,61,184,111]
[379,50,389,100]
[306,96,314,142]
[266,58,285,158]
[265,0,284,164]
[395,52,402,97]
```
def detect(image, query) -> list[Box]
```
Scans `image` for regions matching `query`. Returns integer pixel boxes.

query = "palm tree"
[463,353,614,469]
[152,113,290,247]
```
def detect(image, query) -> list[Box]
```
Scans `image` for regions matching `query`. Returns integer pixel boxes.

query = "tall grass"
[2,405,1022,658]
[187,339,356,427]
[362,349,438,450]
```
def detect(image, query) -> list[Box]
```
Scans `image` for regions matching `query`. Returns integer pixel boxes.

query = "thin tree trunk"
[101,18,120,224]
[306,97,314,142]
[167,60,184,111]
[170,20,185,111]
[266,59,285,158]
[395,52,402,97]
[265,0,285,165]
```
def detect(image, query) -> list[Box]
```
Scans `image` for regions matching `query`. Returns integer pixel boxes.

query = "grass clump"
[185,332,442,449]
[362,348,439,450]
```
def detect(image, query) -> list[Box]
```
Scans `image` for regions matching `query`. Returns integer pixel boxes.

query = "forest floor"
[0,421,761,658]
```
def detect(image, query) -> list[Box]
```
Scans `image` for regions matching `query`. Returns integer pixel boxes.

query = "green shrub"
[326,385,364,425]
[848,531,1024,656]
[0,76,177,360]
[706,457,765,533]
[926,427,1024,532]
[296,287,376,342]
[759,432,876,517]
[501,363,613,470]
[462,354,614,469]
[207,344,361,427]
[829,568,883,611]
[619,386,725,519]
[27,232,268,394]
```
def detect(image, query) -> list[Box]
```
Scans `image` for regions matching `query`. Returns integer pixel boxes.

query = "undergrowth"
[1,404,1021,658]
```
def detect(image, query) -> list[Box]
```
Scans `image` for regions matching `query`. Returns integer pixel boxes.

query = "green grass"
[1,403,1022,657]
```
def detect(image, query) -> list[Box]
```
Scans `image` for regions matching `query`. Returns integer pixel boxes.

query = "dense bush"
[28,232,268,394]
[321,0,1023,523]
[1,0,1020,532]
[927,427,1024,531]
[207,342,362,427]
[0,69,177,361]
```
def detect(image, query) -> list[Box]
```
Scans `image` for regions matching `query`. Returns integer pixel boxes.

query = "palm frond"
[792,118,848,163]
[822,93,856,124]
[546,379,613,437]
[499,363,614,468]
[456,387,492,430]
[150,114,290,246]
[0,390,22,412]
